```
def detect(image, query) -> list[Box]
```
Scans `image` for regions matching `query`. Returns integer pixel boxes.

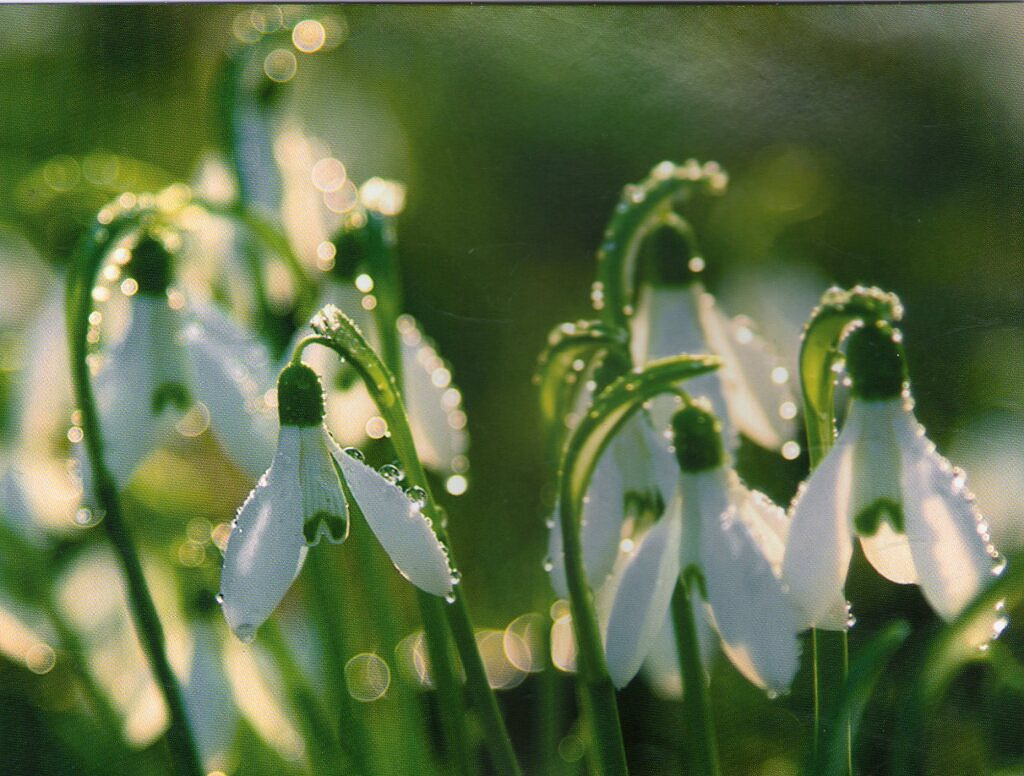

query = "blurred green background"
[1,5,1023,775]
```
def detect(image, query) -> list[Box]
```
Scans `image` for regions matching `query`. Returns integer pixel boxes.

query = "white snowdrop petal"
[547,443,627,600]
[94,296,185,486]
[220,429,308,640]
[859,521,918,585]
[639,604,717,701]
[329,438,453,597]
[401,317,470,475]
[183,303,277,479]
[899,415,996,620]
[697,295,797,451]
[604,514,682,689]
[702,498,801,692]
[631,285,734,441]
[680,469,730,570]
[782,436,856,631]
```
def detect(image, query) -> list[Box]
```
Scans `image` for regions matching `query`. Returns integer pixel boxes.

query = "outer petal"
[631,284,732,440]
[849,399,917,584]
[92,295,187,487]
[400,316,470,476]
[182,302,277,479]
[702,483,801,692]
[183,622,238,769]
[604,513,682,689]
[547,445,626,599]
[220,428,308,641]
[898,412,999,620]
[697,292,798,451]
[782,432,856,631]
[328,438,453,597]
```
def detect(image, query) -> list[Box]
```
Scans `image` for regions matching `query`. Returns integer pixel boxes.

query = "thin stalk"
[416,591,476,775]
[305,551,373,775]
[65,209,203,776]
[260,619,358,776]
[297,320,522,776]
[537,615,559,774]
[671,579,721,776]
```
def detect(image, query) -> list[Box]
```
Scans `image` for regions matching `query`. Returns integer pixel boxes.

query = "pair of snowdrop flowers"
[219,360,455,642]
[783,322,1003,630]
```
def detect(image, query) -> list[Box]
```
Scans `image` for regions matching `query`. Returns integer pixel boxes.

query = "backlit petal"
[329,438,453,597]
[220,428,308,641]
[898,412,998,620]
[782,434,856,631]
[703,484,801,692]
[604,514,682,689]
[183,302,277,479]
[697,293,797,451]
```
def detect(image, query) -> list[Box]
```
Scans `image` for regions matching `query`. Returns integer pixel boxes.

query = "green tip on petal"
[128,236,174,295]
[854,498,905,536]
[277,363,325,426]
[153,381,191,414]
[846,323,906,400]
[641,222,698,286]
[671,401,725,472]
[304,510,349,545]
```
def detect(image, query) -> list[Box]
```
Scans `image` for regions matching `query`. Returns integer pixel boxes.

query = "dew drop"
[343,447,365,461]
[405,486,427,506]
[379,464,402,484]
[449,569,462,585]
[444,592,456,604]
[215,593,224,605]
[543,557,554,573]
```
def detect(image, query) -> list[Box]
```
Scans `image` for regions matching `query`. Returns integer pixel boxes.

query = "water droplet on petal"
[343,446,365,461]
[379,464,402,484]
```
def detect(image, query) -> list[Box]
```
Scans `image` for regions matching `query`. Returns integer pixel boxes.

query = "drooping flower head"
[73,234,278,511]
[219,361,454,641]
[782,322,1003,630]
[603,401,801,694]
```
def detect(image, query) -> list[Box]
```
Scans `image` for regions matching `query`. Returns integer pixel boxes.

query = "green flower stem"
[798,286,903,772]
[305,551,373,775]
[671,577,721,776]
[416,591,476,775]
[260,619,358,776]
[592,160,726,334]
[298,309,523,776]
[537,621,559,775]
[66,205,203,776]
[557,355,720,775]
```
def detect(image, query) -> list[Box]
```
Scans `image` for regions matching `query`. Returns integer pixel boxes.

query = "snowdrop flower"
[603,401,801,694]
[76,235,277,503]
[783,323,1002,629]
[630,225,799,455]
[219,361,454,642]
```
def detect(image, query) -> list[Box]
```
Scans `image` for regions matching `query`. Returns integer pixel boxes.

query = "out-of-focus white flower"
[75,236,277,507]
[603,402,801,695]
[219,363,454,642]
[631,265,799,455]
[783,323,1002,629]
